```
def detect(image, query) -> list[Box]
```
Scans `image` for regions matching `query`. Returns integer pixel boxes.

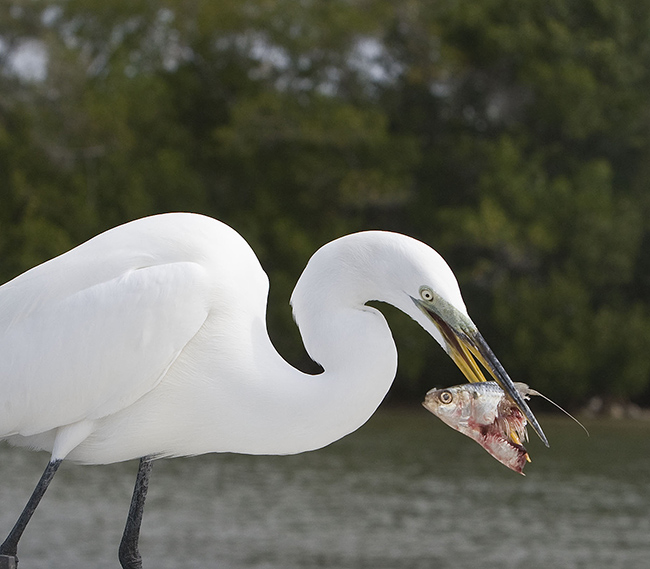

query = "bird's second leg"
[118,457,154,569]
[0,459,62,568]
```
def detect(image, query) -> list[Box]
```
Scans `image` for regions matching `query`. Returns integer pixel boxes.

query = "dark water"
[1,410,649,569]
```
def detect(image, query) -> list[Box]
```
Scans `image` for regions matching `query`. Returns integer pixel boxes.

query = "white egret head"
[292,230,548,446]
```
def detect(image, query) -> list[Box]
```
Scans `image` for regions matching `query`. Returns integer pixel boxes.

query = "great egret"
[0,213,546,568]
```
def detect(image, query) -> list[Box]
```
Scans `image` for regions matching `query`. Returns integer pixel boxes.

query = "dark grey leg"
[118,457,154,569]
[0,459,63,568]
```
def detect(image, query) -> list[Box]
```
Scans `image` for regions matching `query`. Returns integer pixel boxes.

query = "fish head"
[422,386,477,437]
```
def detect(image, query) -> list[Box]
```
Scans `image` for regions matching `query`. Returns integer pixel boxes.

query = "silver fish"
[423,381,534,474]
[423,381,588,475]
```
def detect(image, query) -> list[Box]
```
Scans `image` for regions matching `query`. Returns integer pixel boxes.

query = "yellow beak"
[417,299,549,447]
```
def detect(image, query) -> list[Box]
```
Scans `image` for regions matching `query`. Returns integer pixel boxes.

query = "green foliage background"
[2,0,650,407]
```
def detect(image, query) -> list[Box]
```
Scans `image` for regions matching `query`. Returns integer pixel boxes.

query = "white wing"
[0,215,230,438]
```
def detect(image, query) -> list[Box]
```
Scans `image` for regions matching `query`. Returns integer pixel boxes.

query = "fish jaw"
[441,410,530,475]
[476,418,530,475]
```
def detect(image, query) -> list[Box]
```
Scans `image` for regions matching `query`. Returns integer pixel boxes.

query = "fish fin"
[513,382,532,400]
[526,388,589,436]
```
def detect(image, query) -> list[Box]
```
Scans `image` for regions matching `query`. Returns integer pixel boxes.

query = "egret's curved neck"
[268,237,401,454]
[261,299,398,455]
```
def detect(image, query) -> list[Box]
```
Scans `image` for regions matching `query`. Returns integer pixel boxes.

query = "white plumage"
[0,212,544,568]
[0,213,470,464]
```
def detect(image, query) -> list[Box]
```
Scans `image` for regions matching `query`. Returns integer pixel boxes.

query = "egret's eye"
[438,390,453,404]
[420,287,434,302]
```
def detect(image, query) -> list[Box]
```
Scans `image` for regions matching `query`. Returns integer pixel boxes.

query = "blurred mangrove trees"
[2,0,650,407]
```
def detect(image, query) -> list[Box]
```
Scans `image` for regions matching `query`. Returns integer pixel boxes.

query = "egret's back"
[0,213,268,447]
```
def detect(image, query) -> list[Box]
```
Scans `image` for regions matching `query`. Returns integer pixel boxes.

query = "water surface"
[1,410,648,568]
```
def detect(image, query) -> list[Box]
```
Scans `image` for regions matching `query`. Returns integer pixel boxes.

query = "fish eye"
[438,390,453,404]
[420,287,434,302]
